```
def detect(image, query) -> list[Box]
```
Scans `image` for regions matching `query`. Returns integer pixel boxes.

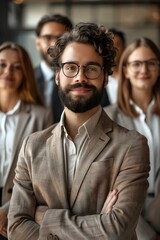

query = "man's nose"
[140,62,148,72]
[76,67,87,82]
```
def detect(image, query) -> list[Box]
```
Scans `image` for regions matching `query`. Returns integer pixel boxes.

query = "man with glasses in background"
[35,14,73,123]
[8,23,149,240]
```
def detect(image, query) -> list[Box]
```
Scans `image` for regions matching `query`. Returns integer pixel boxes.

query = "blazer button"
[53,235,59,240]
[8,188,12,194]
[47,234,59,240]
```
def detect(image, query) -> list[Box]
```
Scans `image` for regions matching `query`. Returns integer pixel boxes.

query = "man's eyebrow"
[85,61,102,66]
[64,61,101,66]
[61,61,102,66]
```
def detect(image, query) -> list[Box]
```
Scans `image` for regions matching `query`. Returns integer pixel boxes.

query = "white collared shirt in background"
[127,99,160,194]
[0,100,21,187]
[106,75,118,104]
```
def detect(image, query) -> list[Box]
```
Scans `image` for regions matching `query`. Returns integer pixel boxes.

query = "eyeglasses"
[127,59,160,72]
[60,62,104,79]
[39,34,61,43]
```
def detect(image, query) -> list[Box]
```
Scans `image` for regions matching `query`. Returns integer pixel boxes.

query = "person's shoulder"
[22,102,51,116]
[20,124,57,155]
[104,103,118,112]
[25,123,57,144]
[103,104,120,121]
[31,104,51,114]
[112,118,147,146]
[102,109,147,144]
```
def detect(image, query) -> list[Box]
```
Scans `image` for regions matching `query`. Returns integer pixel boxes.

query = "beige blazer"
[104,104,160,238]
[2,102,53,213]
[8,110,150,240]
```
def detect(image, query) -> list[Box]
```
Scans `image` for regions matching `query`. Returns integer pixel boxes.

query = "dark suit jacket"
[8,110,150,240]
[100,89,110,107]
[34,65,64,123]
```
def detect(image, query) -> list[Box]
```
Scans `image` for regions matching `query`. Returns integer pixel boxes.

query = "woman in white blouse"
[104,37,160,240]
[0,42,53,239]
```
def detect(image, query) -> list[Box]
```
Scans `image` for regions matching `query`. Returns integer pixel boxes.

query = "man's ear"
[35,38,41,50]
[55,72,60,85]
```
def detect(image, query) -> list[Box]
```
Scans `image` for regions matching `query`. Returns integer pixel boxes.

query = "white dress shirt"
[40,61,55,108]
[0,100,21,187]
[60,107,102,196]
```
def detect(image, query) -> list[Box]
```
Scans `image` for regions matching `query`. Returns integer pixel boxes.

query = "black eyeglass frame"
[60,62,104,80]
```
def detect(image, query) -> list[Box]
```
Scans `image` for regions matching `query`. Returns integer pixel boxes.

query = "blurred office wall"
[1,1,160,67]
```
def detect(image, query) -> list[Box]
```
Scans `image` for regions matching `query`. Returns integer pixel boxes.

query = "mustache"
[68,83,96,90]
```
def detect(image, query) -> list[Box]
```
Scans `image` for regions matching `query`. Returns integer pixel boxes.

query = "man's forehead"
[61,43,103,65]
[40,22,66,35]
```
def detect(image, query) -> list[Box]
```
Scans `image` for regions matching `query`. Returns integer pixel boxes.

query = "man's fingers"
[101,189,118,214]
[105,194,117,213]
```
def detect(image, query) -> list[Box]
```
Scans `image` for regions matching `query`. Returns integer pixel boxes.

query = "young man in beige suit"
[8,23,150,240]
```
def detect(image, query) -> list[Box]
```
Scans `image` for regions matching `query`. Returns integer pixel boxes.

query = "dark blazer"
[1,102,53,214]
[8,110,150,240]
[34,65,64,123]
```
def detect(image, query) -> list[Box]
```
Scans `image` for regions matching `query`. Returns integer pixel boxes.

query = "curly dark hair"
[48,22,116,75]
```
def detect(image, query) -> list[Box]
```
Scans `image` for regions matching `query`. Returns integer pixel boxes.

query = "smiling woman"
[0,42,42,106]
[0,42,53,239]
[104,37,160,240]
[0,49,23,95]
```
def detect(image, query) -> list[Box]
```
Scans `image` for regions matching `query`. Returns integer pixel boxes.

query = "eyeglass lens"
[62,63,103,79]
[127,60,159,72]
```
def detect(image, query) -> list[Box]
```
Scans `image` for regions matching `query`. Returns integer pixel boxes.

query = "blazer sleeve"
[8,132,150,240]
[38,134,150,240]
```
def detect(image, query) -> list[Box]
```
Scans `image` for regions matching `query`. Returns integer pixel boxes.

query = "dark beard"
[58,82,105,113]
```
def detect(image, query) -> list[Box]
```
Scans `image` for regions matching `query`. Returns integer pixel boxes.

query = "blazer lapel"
[11,104,31,168]
[46,125,69,208]
[70,111,112,208]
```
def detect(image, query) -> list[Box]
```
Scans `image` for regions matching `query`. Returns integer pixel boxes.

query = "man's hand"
[0,208,8,238]
[101,189,118,214]
[35,206,48,225]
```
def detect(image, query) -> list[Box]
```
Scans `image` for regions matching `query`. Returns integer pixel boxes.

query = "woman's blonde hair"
[0,42,42,105]
[118,37,160,117]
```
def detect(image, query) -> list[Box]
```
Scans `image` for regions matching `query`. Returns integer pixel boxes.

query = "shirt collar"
[3,100,22,116]
[129,98,155,115]
[60,106,102,139]
[40,60,54,82]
